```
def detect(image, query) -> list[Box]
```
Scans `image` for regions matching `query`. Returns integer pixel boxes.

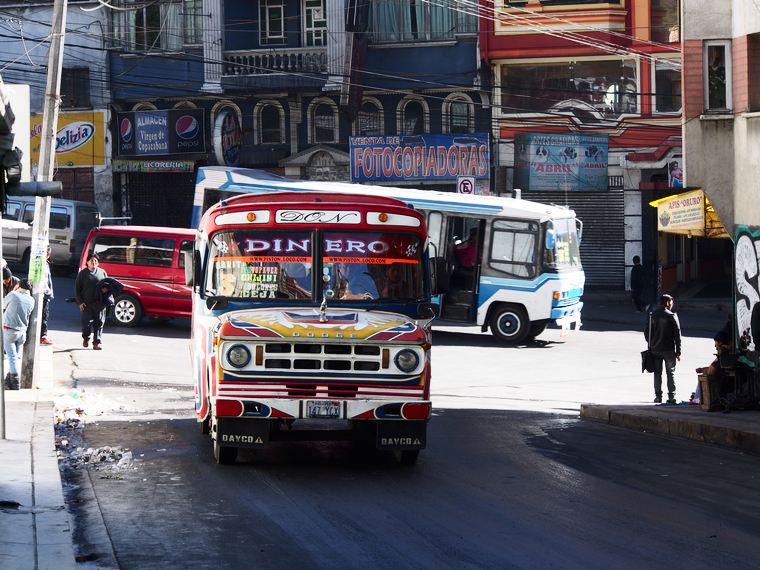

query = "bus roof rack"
[96,213,133,229]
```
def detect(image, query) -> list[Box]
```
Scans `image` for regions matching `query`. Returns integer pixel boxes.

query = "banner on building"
[116,109,205,156]
[350,133,489,187]
[514,133,608,191]
[112,160,195,173]
[30,111,106,175]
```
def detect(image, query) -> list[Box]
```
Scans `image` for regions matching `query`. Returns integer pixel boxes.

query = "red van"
[80,226,195,326]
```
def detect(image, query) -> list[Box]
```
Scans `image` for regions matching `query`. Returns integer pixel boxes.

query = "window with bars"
[314,103,336,142]
[261,105,282,143]
[61,68,90,108]
[450,100,469,134]
[358,102,382,136]
[403,101,425,135]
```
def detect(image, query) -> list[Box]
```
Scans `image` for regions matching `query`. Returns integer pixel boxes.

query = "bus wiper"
[319,296,328,322]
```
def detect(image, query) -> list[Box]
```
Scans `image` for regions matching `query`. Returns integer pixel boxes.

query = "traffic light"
[1,145,62,202]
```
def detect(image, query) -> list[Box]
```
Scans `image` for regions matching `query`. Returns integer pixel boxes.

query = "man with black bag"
[644,294,681,404]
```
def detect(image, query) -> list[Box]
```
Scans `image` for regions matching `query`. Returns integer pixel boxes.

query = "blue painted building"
[106,0,491,225]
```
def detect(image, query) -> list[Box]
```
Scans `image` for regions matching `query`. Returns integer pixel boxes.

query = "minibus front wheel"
[112,294,144,327]
[490,304,529,343]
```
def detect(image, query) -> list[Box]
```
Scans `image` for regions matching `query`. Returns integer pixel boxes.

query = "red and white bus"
[189,191,441,464]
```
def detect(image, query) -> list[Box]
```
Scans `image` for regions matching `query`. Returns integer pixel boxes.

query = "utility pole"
[20,0,68,389]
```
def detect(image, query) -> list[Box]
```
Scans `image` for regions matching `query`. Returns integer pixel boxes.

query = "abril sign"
[514,133,608,191]
[117,109,206,156]
[350,133,489,183]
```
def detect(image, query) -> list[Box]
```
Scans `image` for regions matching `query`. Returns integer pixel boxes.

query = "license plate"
[306,400,341,418]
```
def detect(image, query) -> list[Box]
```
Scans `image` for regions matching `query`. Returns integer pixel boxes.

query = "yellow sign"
[652,189,705,235]
[29,111,106,173]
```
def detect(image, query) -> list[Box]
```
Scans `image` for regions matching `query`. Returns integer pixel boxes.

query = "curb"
[580,404,760,455]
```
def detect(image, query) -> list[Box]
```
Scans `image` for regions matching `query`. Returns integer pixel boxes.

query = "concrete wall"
[682,0,732,40]
[733,115,760,227]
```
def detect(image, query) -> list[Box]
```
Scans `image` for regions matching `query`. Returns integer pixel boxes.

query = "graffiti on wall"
[734,225,760,350]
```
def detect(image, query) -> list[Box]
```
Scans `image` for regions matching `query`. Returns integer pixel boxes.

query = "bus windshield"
[322,231,424,301]
[205,230,424,301]
[544,218,582,270]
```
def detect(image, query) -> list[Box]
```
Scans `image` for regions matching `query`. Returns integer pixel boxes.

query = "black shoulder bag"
[641,313,655,373]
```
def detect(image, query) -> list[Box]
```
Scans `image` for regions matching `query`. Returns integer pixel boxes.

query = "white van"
[2,197,100,275]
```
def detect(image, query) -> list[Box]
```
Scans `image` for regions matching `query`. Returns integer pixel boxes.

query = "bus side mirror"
[545,229,556,250]
[206,297,229,311]
[417,302,440,319]
[429,256,449,295]
[185,250,201,287]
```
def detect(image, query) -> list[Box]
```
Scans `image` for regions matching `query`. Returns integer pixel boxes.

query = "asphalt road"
[41,273,760,569]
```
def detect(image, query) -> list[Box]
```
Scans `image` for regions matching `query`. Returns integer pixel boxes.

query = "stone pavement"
[581,286,760,455]
[0,284,756,569]
[0,345,76,570]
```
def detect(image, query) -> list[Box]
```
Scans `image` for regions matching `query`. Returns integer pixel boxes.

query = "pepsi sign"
[116,109,205,156]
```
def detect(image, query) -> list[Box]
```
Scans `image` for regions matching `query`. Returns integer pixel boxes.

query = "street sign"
[457,176,475,194]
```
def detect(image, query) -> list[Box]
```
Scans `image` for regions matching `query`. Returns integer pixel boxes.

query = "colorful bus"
[190,190,440,464]
[192,167,584,343]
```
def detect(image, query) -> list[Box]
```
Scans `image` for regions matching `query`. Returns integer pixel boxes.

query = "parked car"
[2,197,99,275]
[80,225,195,326]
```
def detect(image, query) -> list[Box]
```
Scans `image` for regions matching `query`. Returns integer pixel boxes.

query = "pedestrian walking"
[2,265,19,296]
[644,294,682,403]
[631,255,646,313]
[40,245,54,345]
[75,253,108,350]
[3,278,35,390]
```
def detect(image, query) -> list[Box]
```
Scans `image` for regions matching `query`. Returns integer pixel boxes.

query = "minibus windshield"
[206,231,314,300]
[205,230,424,301]
[544,218,582,269]
[322,231,424,301]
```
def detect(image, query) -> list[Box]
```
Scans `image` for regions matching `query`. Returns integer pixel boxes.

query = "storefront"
[113,109,209,227]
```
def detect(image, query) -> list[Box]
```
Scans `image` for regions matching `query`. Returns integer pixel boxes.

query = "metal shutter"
[524,190,625,289]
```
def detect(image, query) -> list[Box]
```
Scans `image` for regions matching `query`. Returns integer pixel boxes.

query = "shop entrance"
[115,171,195,228]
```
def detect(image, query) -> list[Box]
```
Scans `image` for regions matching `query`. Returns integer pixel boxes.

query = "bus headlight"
[227,345,251,368]
[394,349,419,372]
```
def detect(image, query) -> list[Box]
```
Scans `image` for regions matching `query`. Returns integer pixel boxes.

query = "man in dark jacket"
[630,255,646,313]
[75,253,108,350]
[645,294,681,403]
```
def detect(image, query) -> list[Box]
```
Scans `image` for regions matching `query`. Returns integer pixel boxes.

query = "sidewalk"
[581,285,760,455]
[0,345,76,570]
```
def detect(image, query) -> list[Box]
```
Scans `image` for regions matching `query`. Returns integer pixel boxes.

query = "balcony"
[222,48,328,92]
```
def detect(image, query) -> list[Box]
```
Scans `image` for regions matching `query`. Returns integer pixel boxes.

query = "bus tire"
[112,295,144,327]
[527,322,548,340]
[199,410,210,435]
[214,439,237,464]
[394,449,420,465]
[490,304,529,343]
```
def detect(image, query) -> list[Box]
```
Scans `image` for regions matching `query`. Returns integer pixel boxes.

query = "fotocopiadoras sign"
[350,133,489,183]
[116,109,205,156]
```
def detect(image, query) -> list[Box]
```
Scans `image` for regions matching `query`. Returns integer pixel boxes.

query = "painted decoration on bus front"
[350,133,489,185]
[221,308,421,341]
[513,133,608,191]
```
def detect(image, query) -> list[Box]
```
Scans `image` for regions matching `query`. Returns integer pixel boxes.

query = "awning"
[649,189,730,239]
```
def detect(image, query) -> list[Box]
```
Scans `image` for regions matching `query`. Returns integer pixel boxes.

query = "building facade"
[0,0,113,213]
[106,0,491,227]
[483,0,691,290]
[682,0,760,343]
